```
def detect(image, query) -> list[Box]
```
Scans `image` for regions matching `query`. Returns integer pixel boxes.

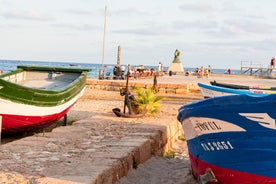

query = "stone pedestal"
[168,63,184,73]
[167,49,184,74]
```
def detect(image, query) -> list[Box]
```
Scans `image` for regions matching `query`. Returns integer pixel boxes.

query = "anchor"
[198,168,218,184]
[112,72,145,118]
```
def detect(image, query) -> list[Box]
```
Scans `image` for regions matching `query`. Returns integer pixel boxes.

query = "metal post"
[63,114,68,126]
[101,6,107,70]
[0,116,2,145]
[99,6,107,80]
[123,72,129,113]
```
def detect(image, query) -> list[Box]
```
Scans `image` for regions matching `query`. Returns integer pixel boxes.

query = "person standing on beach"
[152,74,158,93]
[200,66,204,78]
[208,65,211,74]
[205,68,209,78]
[121,64,126,79]
[113,64,118,76]
[227,68,231,74]
[113,64,122,79]
[271,57,275,68]
[127,64,131,73]
[158,62,163,75]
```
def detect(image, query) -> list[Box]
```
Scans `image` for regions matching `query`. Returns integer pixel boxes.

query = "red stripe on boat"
[0,104,74,133]
[189,153,276,183]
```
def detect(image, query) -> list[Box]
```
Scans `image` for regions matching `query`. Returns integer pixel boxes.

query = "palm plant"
[131,87,163,116]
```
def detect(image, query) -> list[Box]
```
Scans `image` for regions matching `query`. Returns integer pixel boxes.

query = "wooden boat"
[69,63,78,66]
[210,80,276,90]
[198,82,275,98]
[0,65,90,133]
[177,94,276,183]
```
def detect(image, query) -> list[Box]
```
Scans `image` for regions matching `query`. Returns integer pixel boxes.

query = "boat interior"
[2,71,81,91]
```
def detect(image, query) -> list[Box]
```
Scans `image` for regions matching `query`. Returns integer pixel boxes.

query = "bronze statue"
[172,49,181,63]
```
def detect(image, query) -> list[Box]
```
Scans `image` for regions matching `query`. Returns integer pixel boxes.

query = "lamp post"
[99,5,107,79]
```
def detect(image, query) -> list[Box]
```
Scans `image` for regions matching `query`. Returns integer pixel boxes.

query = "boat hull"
[198,82,270,98]
[0,87,85,133]
[177,95,276,183]
[210,80,276,91]
[189,153,274,183]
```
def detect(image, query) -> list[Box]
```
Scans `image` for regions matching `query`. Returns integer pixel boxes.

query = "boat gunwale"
[0,65,90,106]
[198,82,254,95]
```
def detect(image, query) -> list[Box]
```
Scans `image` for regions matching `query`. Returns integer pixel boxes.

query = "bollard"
[63,114,68,126]
[0,116,2,145]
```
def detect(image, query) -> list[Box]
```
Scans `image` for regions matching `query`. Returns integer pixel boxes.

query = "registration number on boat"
[201,141,234,151]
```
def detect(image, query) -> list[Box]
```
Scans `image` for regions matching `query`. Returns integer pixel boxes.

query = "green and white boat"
[0,65,90,133]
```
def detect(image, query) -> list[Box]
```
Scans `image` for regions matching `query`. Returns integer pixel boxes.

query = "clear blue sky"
[1,0,276,69]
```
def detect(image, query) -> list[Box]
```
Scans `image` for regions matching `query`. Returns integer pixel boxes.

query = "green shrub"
[132,87,163,116]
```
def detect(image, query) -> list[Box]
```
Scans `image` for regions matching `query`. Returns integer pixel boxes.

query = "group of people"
[112,63,235,80]
[195,65,211,78]
[113,64,157,80]
[113,63,159,93]
[113,64,126,80]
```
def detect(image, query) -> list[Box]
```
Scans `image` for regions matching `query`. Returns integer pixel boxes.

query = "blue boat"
[177,94,276,183]
[198,82,275,98]
[210,80,276,91]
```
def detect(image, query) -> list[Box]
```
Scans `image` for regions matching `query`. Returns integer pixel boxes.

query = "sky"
[1,0,276,69]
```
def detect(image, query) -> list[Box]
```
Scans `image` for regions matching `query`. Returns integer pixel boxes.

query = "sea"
[0,59,240,78]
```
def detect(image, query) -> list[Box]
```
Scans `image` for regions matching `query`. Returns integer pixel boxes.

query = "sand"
[116,140,197,184]
[66,87,199,184]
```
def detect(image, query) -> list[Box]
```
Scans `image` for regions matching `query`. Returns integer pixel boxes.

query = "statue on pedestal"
[172,49,181,63]
[168,49,184,73]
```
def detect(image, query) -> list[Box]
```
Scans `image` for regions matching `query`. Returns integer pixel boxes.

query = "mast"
[101,5,107,70]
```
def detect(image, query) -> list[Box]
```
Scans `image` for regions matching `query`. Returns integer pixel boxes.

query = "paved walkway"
[137,74,276,86]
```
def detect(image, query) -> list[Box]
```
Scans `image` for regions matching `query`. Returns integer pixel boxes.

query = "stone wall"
[86,79,200,95]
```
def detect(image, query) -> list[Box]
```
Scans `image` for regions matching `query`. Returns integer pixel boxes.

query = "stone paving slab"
[0,110,183,184]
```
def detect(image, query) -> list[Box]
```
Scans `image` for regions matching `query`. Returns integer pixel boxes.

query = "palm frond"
[134,87,163,115]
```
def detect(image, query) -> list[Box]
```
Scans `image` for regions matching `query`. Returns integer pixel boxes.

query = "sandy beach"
[69,89,199,184]
[66,99,197,184]
[69,74,207,183]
